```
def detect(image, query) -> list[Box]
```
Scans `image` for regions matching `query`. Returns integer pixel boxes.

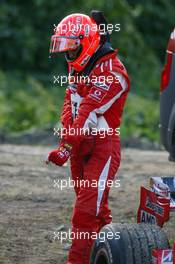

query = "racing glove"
[46,143,72,166]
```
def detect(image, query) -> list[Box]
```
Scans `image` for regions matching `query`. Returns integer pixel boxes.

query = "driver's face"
[67,48,80,60]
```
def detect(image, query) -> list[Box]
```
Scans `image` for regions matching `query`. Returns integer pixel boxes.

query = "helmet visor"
[50,36,80,53]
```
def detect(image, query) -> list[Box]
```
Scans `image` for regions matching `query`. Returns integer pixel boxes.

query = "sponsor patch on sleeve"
[89,87,107,102]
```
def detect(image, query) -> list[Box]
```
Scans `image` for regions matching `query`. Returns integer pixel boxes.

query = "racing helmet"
[50,13,100,72]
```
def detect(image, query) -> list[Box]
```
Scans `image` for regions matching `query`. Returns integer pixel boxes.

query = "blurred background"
[0,0,175,146]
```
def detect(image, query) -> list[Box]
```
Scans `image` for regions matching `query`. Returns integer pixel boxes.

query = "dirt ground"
[0,144,175,264]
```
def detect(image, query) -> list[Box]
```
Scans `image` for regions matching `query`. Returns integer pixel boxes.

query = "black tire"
[167,103,175,160]
[90,223,169,264]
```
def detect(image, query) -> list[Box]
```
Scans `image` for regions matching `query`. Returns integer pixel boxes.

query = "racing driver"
[47,11,130,264]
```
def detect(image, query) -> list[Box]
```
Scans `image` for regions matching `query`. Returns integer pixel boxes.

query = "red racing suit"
[61,50,130,264]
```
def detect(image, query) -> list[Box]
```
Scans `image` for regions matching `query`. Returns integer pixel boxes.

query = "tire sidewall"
[90,225,125,264]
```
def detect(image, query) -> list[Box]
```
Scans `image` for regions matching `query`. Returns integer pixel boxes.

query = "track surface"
[0,144,174,264]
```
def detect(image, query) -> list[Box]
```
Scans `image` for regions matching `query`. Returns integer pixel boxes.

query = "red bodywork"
[137,177,175,263]
[161,28,175,92]
[137,186,170,227]
[152,248,175,264]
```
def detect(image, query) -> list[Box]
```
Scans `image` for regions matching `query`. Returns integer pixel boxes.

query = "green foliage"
[121,94,159,141]
[127,0,175,62]
[0,71,64,132]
